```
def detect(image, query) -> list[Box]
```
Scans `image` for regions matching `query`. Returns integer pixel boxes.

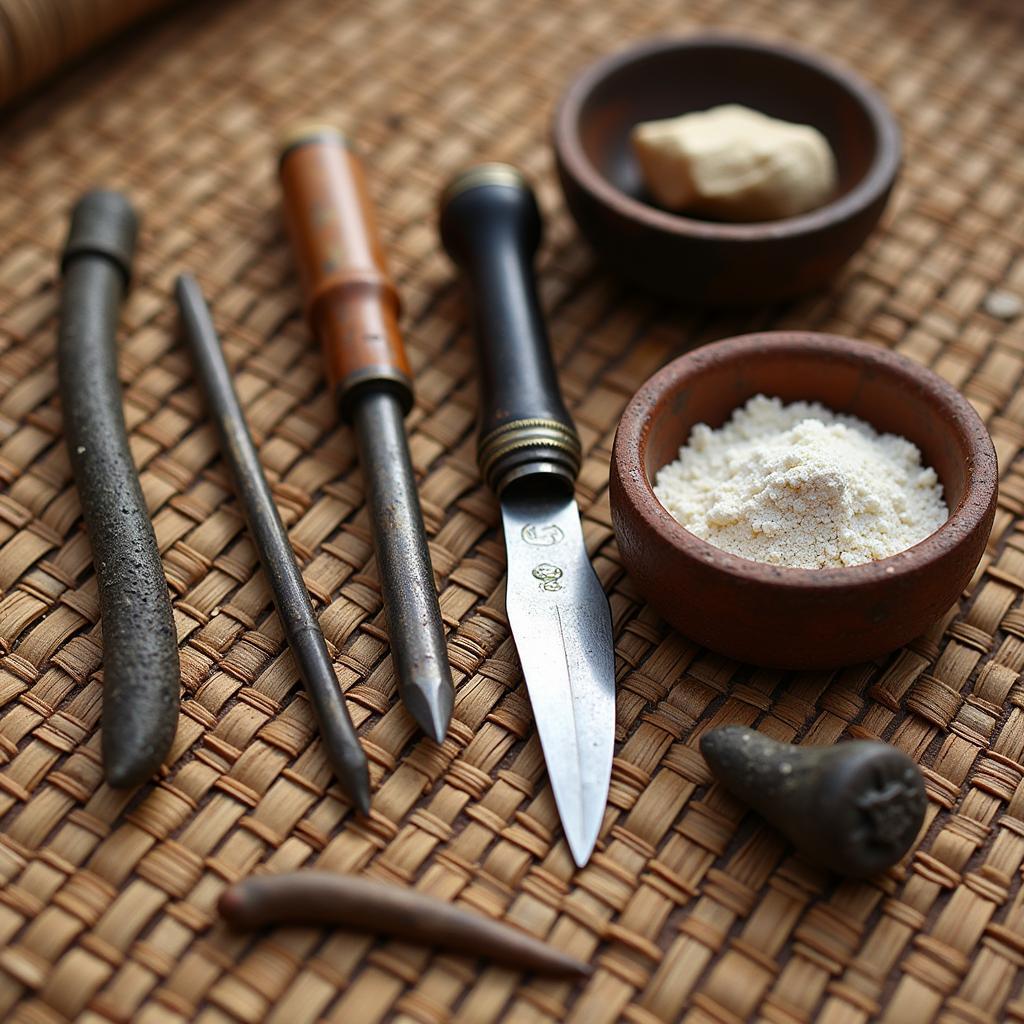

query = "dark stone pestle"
[700,726,927,877]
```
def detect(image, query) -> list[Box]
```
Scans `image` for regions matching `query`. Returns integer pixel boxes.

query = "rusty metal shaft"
[351,391,453,742]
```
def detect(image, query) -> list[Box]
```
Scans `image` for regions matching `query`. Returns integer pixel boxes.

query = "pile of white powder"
[654,394,948,569]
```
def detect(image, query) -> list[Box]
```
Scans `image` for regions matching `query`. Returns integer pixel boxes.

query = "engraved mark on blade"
[532,563,564,591]
[521,523,565,546]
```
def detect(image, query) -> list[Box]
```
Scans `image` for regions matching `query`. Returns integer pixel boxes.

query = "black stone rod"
[175,274,371,814]
[58,191,180,788]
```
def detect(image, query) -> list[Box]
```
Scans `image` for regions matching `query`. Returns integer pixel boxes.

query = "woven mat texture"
[0,0,1022,1021]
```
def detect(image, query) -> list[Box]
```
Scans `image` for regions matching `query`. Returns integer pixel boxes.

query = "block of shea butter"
[631,104,838,221]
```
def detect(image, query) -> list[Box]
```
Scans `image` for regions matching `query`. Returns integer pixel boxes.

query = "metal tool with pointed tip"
[440,165,616,867]
[279,126,453,743]
[176,274,371,814]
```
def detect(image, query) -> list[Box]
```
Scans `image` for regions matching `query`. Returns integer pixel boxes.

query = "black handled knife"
[440,165,615,867]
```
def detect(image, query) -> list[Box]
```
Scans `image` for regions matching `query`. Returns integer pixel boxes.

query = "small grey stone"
[983,290,1023,320]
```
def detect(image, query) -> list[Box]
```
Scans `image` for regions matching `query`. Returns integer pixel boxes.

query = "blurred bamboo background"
[0,0,180,108]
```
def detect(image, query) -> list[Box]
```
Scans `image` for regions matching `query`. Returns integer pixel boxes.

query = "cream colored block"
[631,103,838,221]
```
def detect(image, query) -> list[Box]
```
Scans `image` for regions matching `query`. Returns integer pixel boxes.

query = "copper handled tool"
[219,871,589,977]
[176,274,371,813]
[278,126,453,742]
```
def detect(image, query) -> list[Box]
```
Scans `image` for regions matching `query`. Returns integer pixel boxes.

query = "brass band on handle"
[478,416,582,495]
[439,163,526,211]
[278,123,352,166]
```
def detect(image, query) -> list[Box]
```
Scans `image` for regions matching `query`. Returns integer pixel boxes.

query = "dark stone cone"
[700,726,927,877]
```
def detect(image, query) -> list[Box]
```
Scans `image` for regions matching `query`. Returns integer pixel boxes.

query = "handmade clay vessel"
[609,332,998,668]
[553,33,901,305]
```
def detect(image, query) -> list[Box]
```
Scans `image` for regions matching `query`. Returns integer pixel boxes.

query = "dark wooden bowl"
[553,34,901,305]
[610,333,997,668]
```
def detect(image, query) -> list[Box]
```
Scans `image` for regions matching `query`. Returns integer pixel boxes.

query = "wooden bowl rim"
[553,32,902,241]
[613,332,998,591]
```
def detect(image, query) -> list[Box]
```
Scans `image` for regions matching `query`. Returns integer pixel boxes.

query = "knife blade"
[439,165,615,867]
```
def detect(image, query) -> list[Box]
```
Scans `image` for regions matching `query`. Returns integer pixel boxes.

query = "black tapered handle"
[439,165,580,496]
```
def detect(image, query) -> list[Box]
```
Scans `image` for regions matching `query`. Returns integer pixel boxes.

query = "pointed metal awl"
[177,274,371,814]
[278,126,453,744]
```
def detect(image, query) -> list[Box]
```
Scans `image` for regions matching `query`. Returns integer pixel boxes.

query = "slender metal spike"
[351,391,454,742]
[177,274,371,813]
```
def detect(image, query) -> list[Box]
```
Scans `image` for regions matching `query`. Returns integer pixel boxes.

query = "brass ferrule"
[478,417,581,495]
[440,163,526,211]
[277,123,351,168]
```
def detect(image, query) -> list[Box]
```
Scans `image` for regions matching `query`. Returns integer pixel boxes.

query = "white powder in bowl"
[653,394,948,569]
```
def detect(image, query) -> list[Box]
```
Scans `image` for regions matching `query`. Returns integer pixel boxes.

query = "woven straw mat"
[0,0,1023,1021]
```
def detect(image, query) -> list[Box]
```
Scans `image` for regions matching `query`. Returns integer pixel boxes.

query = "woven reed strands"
[0,0,1022,1021]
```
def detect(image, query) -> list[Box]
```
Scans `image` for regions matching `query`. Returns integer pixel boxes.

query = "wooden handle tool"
[278,124,411,418]
[439,167,616,867]
[439,165,581,495]
[279,127,453,743]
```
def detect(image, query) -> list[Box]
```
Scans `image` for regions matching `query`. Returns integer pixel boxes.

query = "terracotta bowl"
[553,34,901,305]
[609,333,997,668]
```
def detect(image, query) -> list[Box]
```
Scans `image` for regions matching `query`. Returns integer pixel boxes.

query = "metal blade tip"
[401,676,454,743]
[565,818,601,869]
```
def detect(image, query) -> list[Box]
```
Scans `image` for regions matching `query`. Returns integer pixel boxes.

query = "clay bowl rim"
[553,32,902,242]
[614,332,998,592]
